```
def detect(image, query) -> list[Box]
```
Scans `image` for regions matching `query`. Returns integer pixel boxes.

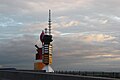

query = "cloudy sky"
[0,0,120,72]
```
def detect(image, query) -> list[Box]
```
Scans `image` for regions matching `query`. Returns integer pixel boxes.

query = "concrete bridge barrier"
[0,70,118,80]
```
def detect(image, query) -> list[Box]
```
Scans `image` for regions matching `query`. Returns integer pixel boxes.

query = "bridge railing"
[55,71,120,79]
[0,70,118,80]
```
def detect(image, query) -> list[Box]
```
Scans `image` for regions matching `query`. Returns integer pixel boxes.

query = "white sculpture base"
[42,65,54,72]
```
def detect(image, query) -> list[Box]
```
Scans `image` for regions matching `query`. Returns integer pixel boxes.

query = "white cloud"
[98,14,120,22]
[0,0,93,15]
[22,20,80,33]
[24,0,93,12]
[81,34,116,42]
[62,21,80,27]
[84,16,109,25]
[60,32,116,43]
[110,16,120,22]
[0,16,23,27]
[84,54,117,59]
[52,30,61,37]
[56,16,69,20]
[21,22,47,32]
[101,20,108,24]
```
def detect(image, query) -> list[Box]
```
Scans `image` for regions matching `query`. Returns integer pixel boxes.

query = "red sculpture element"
[36,48,42,60]
[40,30,44,43]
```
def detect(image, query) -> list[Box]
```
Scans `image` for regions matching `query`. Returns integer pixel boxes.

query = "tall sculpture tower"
[34,10,54,72]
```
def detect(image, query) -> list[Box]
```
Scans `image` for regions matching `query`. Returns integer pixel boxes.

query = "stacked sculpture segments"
[34,10,54,72]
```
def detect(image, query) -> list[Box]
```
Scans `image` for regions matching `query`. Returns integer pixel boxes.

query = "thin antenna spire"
[48,10,51,35]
